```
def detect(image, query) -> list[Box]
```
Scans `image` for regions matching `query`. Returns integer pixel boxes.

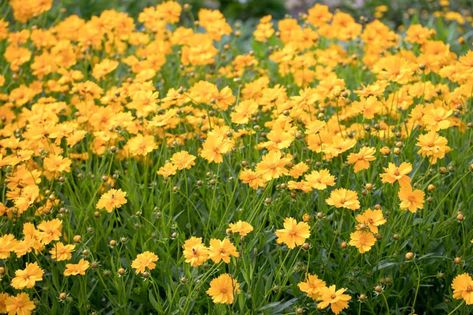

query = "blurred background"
[57,0,473,27]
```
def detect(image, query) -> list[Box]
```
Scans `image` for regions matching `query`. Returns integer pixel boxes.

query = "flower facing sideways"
[64,259,90,277]
[452,273,473,304]
[226,221,253,237]
[325,188,360,210]
[298,274,327,300]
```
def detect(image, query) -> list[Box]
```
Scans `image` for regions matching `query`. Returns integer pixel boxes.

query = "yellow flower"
[355,208,386,233]
[131,251,159,274]
[255,151,291,181]
[226,221,253,237]
[317,285,351,314]
[96,189,127,212]
[305,169,336,190]
[239,169,267,189]
[0,234,16,259]
[124,134,157,157]
[275,217,310,249]
[416,131,450,164]
[206,274,240,304]
[92,58,119,80]
[289,162,309,178]
[200,130,234,164]
[398,183,424,213]
[208,239,239,264]
[380,162,412,186]
[254,15,274,42]
[349,230,376,254]
[5,293,36,315]
[326,188,360,210]
[298,274,327,300]
[182,237,209,267]
[64,259,90,276]
[38,218,63,245]
[11,262,44,290]
[50,242,75,261]
[347,147,376,173]
[171,151,196,170]
[0,292,9,313]
[452,273,473,304]
[9,0,53,23]
[198,9,232,41]
[157,162,178,178]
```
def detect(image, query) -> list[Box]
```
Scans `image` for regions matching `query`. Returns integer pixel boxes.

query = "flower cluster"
[0,0,472,314]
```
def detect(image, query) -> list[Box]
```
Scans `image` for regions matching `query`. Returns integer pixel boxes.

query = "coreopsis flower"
[0,234,16,259]
[254,15,274,42]
[0,20,8,41]
[347,147,376,173]
[170,151,196,170]
[156,1,181,23]
[317,285,351,315]
[405,24,435,45]
[298,274,327,300]
[198,9,232,41]
[398,183,425,213]
[349,230,376,254]
[206,274,240,304]
[37,218,62,245]
[416,131,450,164]
[355,209,386,233]
[9,0,53,23]
[208,239,239,264]
[50,242,75,261]
[452,273,473,304]
[11,262,44,289]
[43,154,72,179]
[307,4,332,27]
[289,162,309,178]
[128,90,159,117]
[0,293,9,313]
[4,45,31,71]
[131,251,159,274]
[96,189,127,212]
[92,59,119,80]
[157,162,177,178]
[64,259,90,276]
[226,221,253,237]
[380,162,412,186]
[255,150,291,181]
[275,217,310,249]
[239,169,266,189]
[231,100,259,124]
[325,189,360,210]
[182,237,209,267]
[13,184,40,215]
[124,134,157,157]
[200,130,234,164]
[287,180,313,193]
[5,293,36,315]
[422,107,452,131]
[305,169,336,190]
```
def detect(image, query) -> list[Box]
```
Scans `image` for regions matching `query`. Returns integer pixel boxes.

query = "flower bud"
[405,252,414,260]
